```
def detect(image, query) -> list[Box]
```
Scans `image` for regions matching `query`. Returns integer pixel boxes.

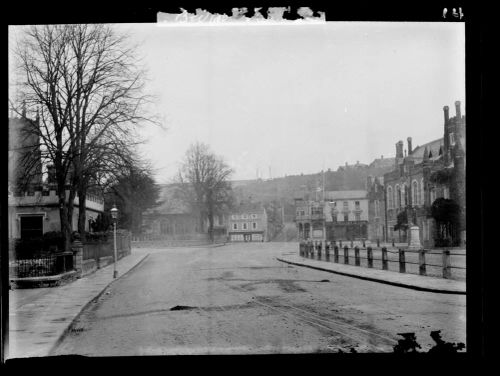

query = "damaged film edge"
[157,7,326,26]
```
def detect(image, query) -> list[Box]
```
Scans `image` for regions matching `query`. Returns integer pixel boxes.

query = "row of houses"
[295,101,466,248]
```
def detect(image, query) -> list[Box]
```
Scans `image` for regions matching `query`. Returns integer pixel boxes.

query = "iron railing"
[10,252,74,278]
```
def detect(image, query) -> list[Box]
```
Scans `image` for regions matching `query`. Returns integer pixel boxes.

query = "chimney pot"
[407,137,413,155]
[443,105,449,123]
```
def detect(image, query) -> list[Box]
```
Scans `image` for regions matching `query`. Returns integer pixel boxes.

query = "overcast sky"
[10,22,465,183]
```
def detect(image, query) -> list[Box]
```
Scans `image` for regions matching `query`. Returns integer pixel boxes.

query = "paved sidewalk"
[7,251,150,359]
[277,254,466,295]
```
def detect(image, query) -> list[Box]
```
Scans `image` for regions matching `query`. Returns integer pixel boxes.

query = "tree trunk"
[208,211,214,243]
[58,187,73,252]
[77,186,87,242]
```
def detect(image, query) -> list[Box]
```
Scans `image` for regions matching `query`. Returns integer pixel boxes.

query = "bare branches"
[11,23,161,245]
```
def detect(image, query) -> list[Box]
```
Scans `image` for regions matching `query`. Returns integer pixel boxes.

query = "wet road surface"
[51,243,466,355]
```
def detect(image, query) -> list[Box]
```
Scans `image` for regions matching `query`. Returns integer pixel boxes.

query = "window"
[443,187,450,199]
[343,201,348,210]
[233,223,238,230]
[344,214,349,222]
[395,185,401,208]
[355,201,360,208]
[252,222,257,229]
[20,215,43,239]
[449,133,455,146]
[355,213,360,221]
[420,179,425,206]
[430,187,436,204]
[374,200,379,217]
[243,223,248,230]
[412,180,419,206]
[387,186,393,209]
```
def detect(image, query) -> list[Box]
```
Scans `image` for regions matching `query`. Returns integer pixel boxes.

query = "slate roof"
[324,190,367,200]
[410,138,443,160]
[230,202,265,215]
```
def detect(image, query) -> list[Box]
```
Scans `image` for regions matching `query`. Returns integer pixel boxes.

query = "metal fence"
[10,252,74,278]
[299,241,465,280]
[83,231,131,261]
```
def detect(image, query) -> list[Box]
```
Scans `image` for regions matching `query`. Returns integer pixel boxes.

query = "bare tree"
[11,24,159,249]
[177,143,234,241]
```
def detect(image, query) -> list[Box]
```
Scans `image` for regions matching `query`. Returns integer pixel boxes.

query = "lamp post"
[110,205,118,278]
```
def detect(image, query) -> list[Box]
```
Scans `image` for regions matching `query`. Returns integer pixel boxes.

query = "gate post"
[343,246,349,264]
[71,240,83,278]
[398,248,406,273]
[354,246,360,266]
[325,241,330,261]
[367,246,373,268]
[419,249,426,276]
[381,247,388,270]
[442,249,451,279]
[334,246,339,263]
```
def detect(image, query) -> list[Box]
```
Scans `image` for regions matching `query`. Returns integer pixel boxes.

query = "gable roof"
[231,202,265,215]
[410,138,443,161]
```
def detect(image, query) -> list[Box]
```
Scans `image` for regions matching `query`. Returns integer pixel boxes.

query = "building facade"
[8,116,104,240]
[366,176,386,242]
[295,190,369,241]
[227,202,268,242]
[383,101,465,248]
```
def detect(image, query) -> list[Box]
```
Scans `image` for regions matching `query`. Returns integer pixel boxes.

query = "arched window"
[387,186,393,209]
[395,184,401,208]
[420,179,425,206]
[412,180,419,206]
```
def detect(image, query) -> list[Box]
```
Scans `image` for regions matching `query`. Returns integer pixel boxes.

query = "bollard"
[382,247,388,270]
[343,246,349,264]
[419,249,426,276]
[334,246,339,263]
[377,238,380,247]
[398,248,406,273]
[367,246,373,268]
[354,246,360,266]
[442,249,451,279]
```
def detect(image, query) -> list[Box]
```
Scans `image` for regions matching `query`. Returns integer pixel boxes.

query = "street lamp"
[110,205,119,278]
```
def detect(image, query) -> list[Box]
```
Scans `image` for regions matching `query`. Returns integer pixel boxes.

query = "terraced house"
[227,202,268,242]
[384,101,465,248]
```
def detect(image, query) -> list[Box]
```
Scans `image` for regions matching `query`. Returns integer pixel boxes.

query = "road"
[51,242,466,355]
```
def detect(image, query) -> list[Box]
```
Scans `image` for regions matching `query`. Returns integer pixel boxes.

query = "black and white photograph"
[5,7,470,359]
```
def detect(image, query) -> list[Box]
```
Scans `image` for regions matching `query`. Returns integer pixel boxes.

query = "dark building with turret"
[383,101,465,248]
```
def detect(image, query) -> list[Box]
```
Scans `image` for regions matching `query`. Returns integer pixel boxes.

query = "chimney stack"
[407,137,413,155]
[396,140,404,159]
[443,105,449,124]
[455,100,461,119]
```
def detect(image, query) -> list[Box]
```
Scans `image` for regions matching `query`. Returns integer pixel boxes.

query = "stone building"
[383,101,465,248]
[295,190,369,242]
[8,116,104,240]
[366,175,386,242]
[227,202,268,242]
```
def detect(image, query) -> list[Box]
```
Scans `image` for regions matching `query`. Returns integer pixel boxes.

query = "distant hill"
[153,157,395,218]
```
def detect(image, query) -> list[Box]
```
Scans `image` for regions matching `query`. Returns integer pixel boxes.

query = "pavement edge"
[276,257,466,295]
[46,253,151,356]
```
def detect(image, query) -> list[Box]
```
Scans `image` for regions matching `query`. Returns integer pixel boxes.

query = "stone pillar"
[354,246,360,266]
[72,240,83,278]
[398,249,406,273]
[408,225,422,249]
[367,246,373,268]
